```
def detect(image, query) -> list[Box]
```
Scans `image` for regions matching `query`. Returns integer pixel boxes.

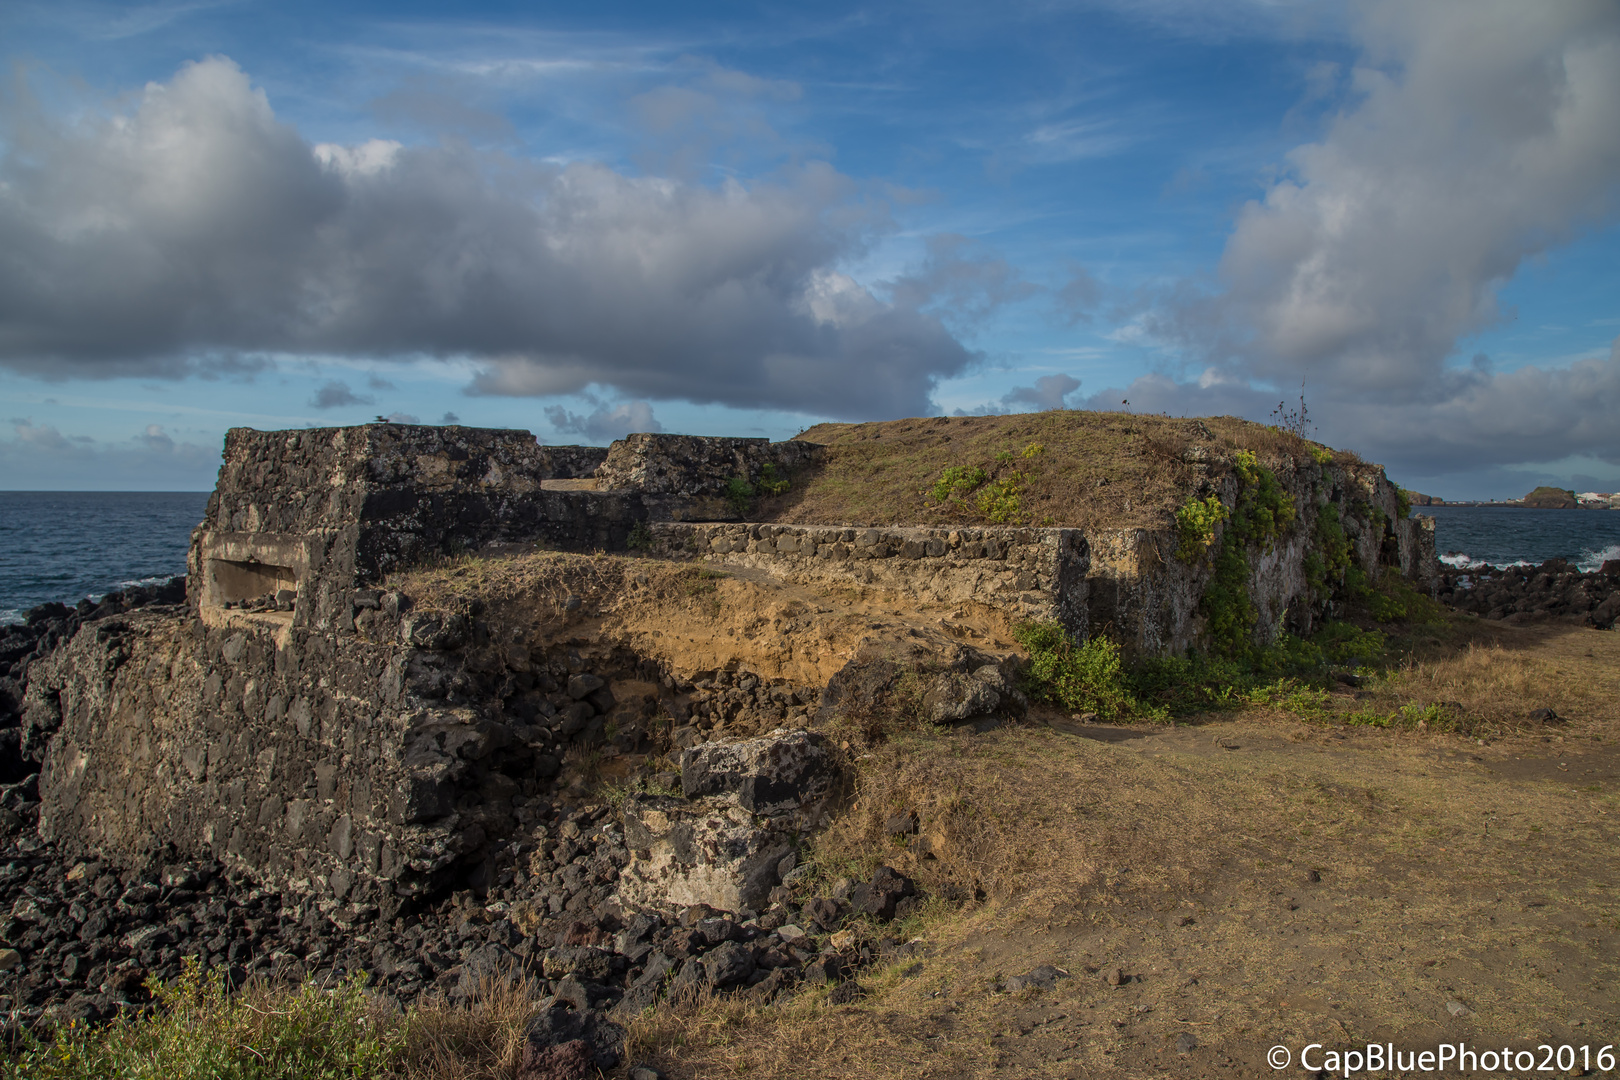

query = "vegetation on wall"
[1198,451,1297,660]
[1173,495,1228,562]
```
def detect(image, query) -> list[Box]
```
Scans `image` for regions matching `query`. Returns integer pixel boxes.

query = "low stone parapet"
[647,522,1090,636]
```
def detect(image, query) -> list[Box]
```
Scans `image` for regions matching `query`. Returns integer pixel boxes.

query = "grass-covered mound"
[764,411,1354,531]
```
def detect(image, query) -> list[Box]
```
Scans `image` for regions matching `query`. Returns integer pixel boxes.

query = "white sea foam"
[1439,552,1531,571]
[1578,544,1620,574]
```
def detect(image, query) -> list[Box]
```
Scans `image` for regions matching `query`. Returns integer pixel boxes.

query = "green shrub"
[1174,495,1229,562]
[1313,620,1386,666]
[1306,503,1352,601]
[1013,622,1149,721]
[757,462,790,497]
[976,478,1023,523]
[929,465,988,504]
[626,521,653,550]
[1199,451,1299,659]
[1395,488,1412,519]
[724,476,755,516]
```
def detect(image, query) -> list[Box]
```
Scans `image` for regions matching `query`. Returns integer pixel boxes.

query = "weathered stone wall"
[29,579,833,913]
[191,425,641,638]
[645,522,1090,635]
[596,434,822,522]
[1077,458,1436,657]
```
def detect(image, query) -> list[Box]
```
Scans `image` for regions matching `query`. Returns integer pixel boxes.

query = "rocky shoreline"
[1437,558,1620,628]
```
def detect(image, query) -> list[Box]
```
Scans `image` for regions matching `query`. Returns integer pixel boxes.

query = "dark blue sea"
[0,492,209,625]
[1423,505,1620,572]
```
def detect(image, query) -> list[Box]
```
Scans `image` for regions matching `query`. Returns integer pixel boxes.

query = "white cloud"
[0,57,979,419]
[545,399,662,443]
[1119,0,1620,480]
[0,418,218,488]
[1174,0,1620,392]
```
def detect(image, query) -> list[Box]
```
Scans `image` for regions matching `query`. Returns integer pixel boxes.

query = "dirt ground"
[627,620,1620,1079]
[396,551,1620,1078]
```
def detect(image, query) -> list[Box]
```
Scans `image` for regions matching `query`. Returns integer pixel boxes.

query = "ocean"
[0,491,209,625]
[2,493,1617,625]
[1424,505,1620,573]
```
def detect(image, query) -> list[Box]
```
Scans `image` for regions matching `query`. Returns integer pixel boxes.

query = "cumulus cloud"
[885,234,1041,330]
[0,57,977,419]
[309,380,373,409]
[1083,336,1620,477]
[1004,373,1083,411]
[545,399,662,444]
[440,411,460,424]
[1119,1,1620,481]
[1156,0,1620,393]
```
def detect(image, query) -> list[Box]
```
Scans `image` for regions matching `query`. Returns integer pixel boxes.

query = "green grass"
[5,965,398,1080]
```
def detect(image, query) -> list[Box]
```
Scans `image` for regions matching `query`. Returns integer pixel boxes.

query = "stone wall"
[1082,458,1436,657]
[28,420,1444,916]
[191,425,640,638]
[29,576,834,912]
[596,434,822,522]
[645,522,1090,635]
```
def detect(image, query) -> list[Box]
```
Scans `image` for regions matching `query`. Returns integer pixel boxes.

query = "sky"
[0,0,1616,499]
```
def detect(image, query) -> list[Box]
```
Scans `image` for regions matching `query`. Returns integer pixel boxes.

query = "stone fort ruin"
[24,421,1435,923]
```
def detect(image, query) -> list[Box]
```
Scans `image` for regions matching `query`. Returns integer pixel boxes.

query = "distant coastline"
[1403,487,1620,510]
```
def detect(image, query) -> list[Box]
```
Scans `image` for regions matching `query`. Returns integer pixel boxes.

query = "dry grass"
[629,621,1620,1078]
[768,411,1336,531]
[394,977,541,1080]
[1381,623,1620,731]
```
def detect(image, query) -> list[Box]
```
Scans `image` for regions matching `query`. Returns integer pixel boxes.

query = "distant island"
[1399,486,1619,509]
[1523,485,1579,509]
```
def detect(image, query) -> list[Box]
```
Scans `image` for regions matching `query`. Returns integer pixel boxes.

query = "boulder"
[522,1005,625,1073]
[680,728,833,815]
[617,795,794,913]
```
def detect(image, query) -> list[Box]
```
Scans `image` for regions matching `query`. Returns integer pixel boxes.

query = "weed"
[1174,495,1229,562]
[1270,381,1313,438]
[975,478,1023,523]
[929,466,988,505]
[757,462,791,497]
[1396,487,1413,519]
[1013,622,1152,721]
[5,963,400,1080]
[626,521,654,551]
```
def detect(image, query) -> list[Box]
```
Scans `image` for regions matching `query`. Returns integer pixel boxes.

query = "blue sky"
[1,0,1617,498]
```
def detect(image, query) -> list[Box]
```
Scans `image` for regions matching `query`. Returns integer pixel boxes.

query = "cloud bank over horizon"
[0,57,977,421]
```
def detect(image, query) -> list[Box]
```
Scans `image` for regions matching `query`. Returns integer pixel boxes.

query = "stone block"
[679,729,833,816]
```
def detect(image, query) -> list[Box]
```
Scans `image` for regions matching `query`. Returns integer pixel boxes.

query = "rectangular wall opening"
[209,558,297,605]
